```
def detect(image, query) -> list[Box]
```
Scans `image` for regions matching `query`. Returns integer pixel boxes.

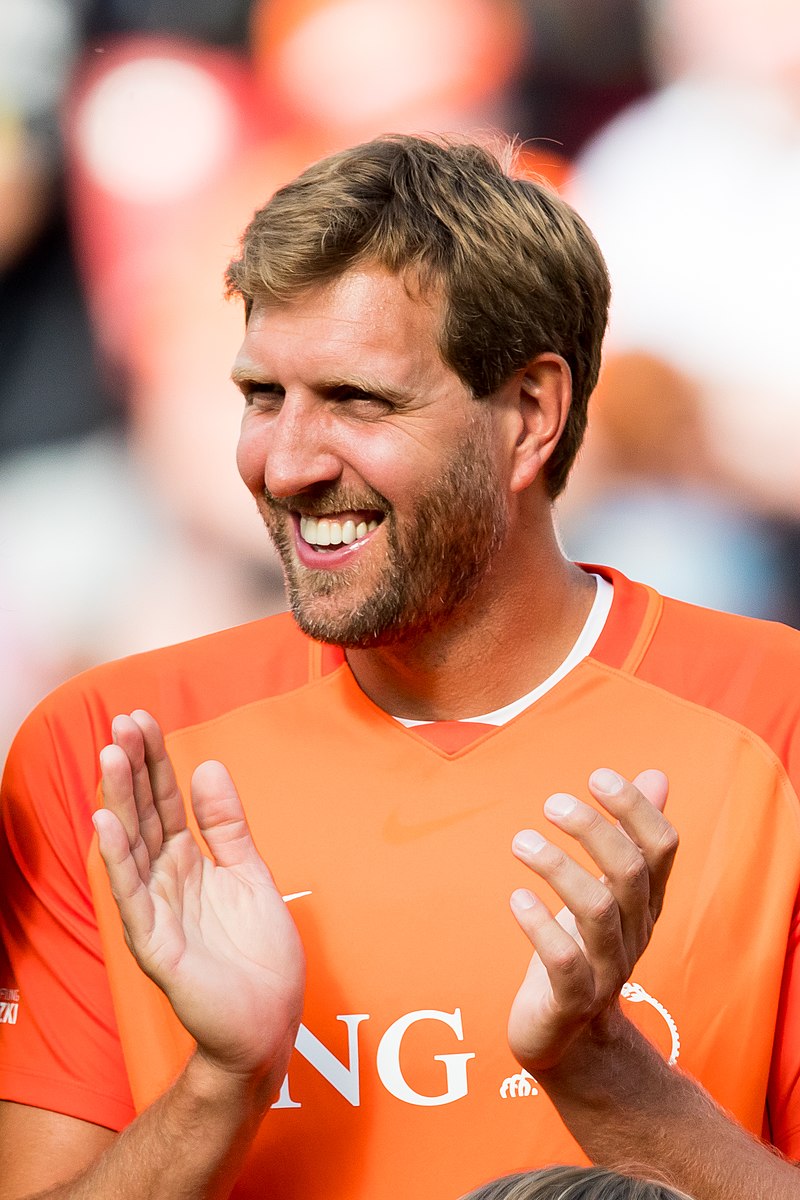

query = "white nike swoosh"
[282,890,312,903]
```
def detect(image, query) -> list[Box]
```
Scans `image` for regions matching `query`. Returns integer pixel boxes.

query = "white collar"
[396,573,614,728]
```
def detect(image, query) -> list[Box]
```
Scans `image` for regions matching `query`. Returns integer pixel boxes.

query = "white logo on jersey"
[0,1002,18,1024]
[622,981,681,1065]
[377,1008,475,1107]
[270,888,681,1111]
[496,982,680,1097]
[273,1007,475,1110]
[500,1068,538,1098]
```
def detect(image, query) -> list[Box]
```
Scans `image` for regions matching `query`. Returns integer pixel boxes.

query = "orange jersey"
[3,566,800,1198]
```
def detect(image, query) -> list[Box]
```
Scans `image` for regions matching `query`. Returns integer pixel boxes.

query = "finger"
[191,760,274,877]
[92,808,156,954]
[110,715,163,861]
[588,769,678,919]
[130,710,187,840]
[542,792,650,940]
[512,828,625,992]
[509,887,595,1014]
[99,743,152,881]
[632,768,669,813]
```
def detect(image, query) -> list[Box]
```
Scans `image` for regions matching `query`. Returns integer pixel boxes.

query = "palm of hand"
[139,830,305,1075]
[96,712,305,1083]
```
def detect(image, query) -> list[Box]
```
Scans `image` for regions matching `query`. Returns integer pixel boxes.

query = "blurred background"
[2,0,800,760]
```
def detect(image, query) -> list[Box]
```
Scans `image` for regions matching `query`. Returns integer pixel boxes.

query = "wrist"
[532,1008,670,1108]
[185,1048,283,1116]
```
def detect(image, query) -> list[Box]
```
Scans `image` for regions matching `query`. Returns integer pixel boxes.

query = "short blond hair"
[225,134,610,498]
[460,1165,694,1200]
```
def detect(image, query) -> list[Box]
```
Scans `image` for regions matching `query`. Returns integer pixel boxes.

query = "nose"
[259,394,343,501]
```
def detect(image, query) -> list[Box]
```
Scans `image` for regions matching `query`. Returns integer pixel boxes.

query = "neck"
[345,516,596,722]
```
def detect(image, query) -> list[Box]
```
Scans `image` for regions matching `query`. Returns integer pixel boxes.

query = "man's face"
[232,266,515,648]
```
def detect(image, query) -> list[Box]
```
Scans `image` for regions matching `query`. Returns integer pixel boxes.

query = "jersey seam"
[584,657,800,836]
[619,584,664,673]
[159,661,352,751]
[160,651,800,807]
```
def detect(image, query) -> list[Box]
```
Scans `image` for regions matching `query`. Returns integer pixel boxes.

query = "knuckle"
[538,843,569,874]
[619,853,649,891]
[585,888,618,926]
[657,825,680,859]
[578,805,607,836]
[549,943,584,977]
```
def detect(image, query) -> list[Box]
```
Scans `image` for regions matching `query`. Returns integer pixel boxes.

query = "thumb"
[190,760,267,872]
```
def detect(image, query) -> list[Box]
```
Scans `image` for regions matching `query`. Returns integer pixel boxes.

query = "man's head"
[231,265,515,648]
[226,133,610,500]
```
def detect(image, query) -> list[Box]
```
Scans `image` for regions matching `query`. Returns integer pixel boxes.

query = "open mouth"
[298,512,384,552]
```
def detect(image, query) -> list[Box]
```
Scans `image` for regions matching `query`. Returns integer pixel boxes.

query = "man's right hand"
[95,710,305,1093]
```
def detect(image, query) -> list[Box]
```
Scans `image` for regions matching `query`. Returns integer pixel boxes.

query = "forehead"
[232,266,450,387]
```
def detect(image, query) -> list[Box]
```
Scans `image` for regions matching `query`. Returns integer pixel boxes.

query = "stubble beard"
[261,421,509,649]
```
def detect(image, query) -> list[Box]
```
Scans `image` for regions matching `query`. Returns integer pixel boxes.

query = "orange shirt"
[3,566,800,1198]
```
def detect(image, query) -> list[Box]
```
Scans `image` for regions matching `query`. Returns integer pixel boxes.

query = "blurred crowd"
[2,0,799,761]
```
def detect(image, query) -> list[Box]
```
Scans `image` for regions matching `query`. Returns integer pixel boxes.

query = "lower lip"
[292,516,382,569]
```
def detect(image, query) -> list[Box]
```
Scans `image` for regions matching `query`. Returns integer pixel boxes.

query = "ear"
[508,353,572,494]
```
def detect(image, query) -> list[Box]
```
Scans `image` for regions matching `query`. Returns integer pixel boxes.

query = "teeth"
[300,515,379,547]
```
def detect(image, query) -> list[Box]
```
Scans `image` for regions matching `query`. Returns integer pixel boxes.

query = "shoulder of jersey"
[638,591,800,744]
[16,612,316,749]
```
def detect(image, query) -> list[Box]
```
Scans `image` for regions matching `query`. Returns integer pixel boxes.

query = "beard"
[260,417,509,649]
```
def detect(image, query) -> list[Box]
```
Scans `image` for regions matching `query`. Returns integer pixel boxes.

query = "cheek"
[351,431,435,502]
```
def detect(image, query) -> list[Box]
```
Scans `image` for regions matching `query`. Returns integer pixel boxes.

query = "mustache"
[263,485,391,518]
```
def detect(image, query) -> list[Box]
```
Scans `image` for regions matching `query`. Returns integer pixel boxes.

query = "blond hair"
[225,134,610,498]
[460,1166,694,1200]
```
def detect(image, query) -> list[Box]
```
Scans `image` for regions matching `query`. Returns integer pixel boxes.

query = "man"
[1,134,800,1200]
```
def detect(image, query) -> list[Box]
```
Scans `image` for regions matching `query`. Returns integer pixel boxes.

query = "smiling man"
[2,135,800,1200]
[233,269,513,654]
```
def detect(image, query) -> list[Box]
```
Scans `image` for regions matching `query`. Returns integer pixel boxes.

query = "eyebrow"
[230,363,267,387]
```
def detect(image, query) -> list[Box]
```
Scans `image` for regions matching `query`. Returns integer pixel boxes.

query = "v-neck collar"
[305,566,663,757]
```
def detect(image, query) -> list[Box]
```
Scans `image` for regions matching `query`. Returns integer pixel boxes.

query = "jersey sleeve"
[768,892,800,1159]
[0,698,135,1130]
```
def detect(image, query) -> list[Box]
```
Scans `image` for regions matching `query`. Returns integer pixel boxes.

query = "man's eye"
[244,386,284,410]
[336,389,392,414]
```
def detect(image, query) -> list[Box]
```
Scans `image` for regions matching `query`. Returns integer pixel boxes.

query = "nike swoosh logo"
[282,890,312,903]
[383,803,497,843]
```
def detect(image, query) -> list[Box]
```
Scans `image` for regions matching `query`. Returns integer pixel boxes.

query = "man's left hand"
[507,768,676,1073]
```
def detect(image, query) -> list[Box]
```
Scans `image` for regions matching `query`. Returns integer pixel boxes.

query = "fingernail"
[591,768,623,795]
[544,792,577,818]
[513,829,546,855]
[511,888,536,911]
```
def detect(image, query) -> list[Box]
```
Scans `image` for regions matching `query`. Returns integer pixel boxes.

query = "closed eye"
[239,382,285,411]
[327,385,395,415]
